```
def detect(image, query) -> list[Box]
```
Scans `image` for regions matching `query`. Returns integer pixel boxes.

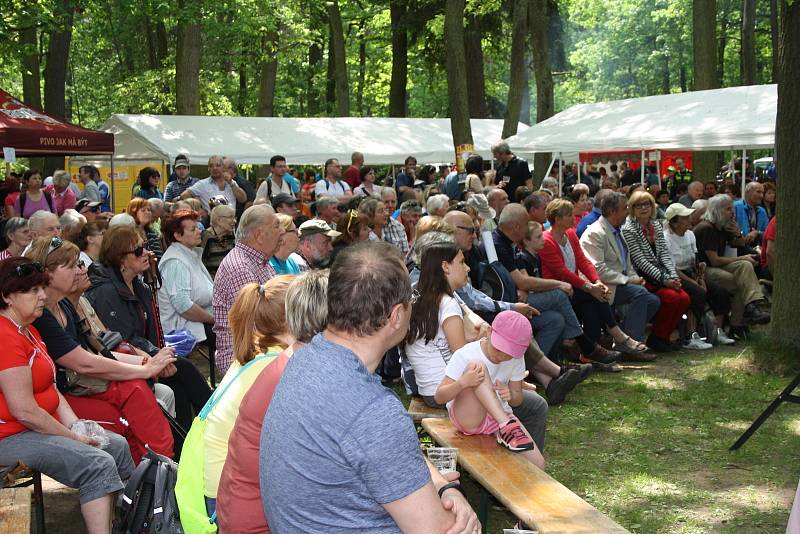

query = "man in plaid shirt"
[212,204,285,372]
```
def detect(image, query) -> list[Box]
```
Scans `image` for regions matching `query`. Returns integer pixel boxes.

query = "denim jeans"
[612,283,660,341]
[528,289,584,356]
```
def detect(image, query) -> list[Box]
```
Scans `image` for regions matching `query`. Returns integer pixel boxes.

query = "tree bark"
[20,27,42,110]
[444,0,474,149]
[770,0,800,348]
[257,31,279,116]
[502,0,528,138]
[464,14,488,118]
[328,0,350,116]
[520,54,531,126]
[357,21,366,115]
[770,0,779,82]
[238,61,247,115]
[692,0,719,183]
[717,15,728,83]
[326,33,335,114]
[44,0,75,121]
[175,0,201,115]
[389,0,408,117]
[741,0,757,85]
[530,0,555,185]
[308,42,322,115]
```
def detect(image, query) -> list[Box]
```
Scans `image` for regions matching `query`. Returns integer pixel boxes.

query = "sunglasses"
[409,288,420,305]
[456,225,479,236]
[127,245,147,257]
[47,237,63,256]
[8,262,44,278]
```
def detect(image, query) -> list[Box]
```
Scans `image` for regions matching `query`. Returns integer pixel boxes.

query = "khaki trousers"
[704,260,762,325]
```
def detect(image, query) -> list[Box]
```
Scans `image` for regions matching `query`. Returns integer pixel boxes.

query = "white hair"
[147,197,164,211]
[28,210,59,232]
[59,209,86,232]
[236,204,275,240]
[426,194,450,215]
[52,170,71,188]
[108,213,136,227]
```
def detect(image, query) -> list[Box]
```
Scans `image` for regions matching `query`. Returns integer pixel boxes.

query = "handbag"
[175,352,278,533]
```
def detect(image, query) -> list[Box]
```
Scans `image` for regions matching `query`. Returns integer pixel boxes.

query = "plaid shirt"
[383,218,409,256]
[212,241,276,372]
[163,176,198,202]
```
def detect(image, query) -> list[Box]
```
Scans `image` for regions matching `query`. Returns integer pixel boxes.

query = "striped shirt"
[383,218,409,256]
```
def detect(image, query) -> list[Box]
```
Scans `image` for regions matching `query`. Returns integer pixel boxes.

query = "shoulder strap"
[44,191,54,212]
[198,351,279,420]
[19,192,26,214]
[119,456,152,521]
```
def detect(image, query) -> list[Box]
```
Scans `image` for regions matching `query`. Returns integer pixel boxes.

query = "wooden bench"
[422,418,629,534]
[407,397,448,423]
[0,463,45,534]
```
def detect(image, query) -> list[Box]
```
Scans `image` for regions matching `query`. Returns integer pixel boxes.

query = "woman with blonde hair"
[270,214,302,275]
[200,275,295,517]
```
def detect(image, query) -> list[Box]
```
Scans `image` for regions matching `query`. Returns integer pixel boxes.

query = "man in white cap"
[296,219,341,271]
[164,154,197,202]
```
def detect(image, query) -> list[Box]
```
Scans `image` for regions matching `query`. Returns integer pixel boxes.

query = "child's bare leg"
[517,423,546,469]
[450,361,511,431]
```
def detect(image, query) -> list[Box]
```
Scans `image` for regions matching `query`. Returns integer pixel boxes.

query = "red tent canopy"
[0,89,113,156]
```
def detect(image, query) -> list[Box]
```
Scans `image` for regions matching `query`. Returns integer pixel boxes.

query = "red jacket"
[540,228,599,289]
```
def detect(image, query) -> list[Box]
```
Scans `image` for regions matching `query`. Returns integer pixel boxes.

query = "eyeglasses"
[633,202,652,210]
[47,237,63,256]
[456,225,479,235]
[409,289,420,305]
[126,245,147,257]
[346,210,359,234]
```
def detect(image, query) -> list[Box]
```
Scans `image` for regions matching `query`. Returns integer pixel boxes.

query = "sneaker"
[496,417,534,452]
[682,332,713,350]
[579,345,621,364]
[715,327,736,345]
[646,334,675,353]
[545,369,581,405]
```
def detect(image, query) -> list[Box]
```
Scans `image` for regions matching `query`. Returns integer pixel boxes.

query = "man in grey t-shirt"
[260,242,479,533]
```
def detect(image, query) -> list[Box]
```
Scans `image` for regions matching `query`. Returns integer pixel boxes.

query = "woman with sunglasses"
[134,166,164,200]
[86,225,212,438]
[330,209,370,263]
[127,197,164,260]
[270,214,302,275]
[201,204,236,278]
[403,241,468,409]
[0,257,135,534]
[25,236,176,463]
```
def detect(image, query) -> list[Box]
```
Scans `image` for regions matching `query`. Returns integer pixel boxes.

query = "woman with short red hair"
[126,197,163,259]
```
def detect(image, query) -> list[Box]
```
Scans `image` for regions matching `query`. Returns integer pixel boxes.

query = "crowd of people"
[0,144,778,532]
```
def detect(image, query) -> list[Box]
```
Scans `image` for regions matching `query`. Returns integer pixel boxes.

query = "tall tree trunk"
[20,27,42,110]
[530,0,555,186]
[389,0,408,117]
[44,0,75,121]
[680,63,688,92]
[328,0,349,116]
[693,0,719,183]
[257,31,279,116]
[308,42,322,115]
[155,22,169,65]
[770,0,800,348]
[464,15,488,118]
[175,0,201,115]
[238,61,247,115]
[770,0,779,82]
[717,17,728,83]
[661,53,671,94]
[444,0,474,159]
[741,0,757,84]
[503,0,528,138]
[520,54,531,126]
[357,21,366,116]
[325,33,335,113]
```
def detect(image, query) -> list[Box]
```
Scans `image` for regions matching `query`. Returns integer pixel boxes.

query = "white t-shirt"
[404,296,463,397]
[188,177,237,211]
[664,227,697,270]
[315,179,350,198]
[444,339,526,412]
[255,176,294,200]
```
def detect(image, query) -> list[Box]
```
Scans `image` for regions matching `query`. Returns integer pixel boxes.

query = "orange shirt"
[0,318,60,439]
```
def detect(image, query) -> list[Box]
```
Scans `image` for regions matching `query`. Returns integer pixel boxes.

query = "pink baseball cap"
[490,310,532,359]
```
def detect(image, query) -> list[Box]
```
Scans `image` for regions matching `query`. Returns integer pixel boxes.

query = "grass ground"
[400,331,800,533]
[38,333,800,533]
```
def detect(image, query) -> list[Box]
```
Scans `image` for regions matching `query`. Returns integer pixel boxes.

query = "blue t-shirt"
[395,172,413,192]
[576,207,602,237]
[260,333,430,532]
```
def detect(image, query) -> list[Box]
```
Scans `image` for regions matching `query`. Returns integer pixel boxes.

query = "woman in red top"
[0,257,134,534]
[539,199,650,365]
[216,270,330,533]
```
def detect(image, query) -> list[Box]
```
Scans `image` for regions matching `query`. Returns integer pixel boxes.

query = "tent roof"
[103,114,527,165]
[508,84,776,155]
[0,89,114,156]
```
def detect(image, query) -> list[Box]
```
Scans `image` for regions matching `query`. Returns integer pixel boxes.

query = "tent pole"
[543,156,556,185]
[741,148,746,195]
[640,150,646,185]
[656,151,661,188]
[557,153,563,197]
[110,155,115,213]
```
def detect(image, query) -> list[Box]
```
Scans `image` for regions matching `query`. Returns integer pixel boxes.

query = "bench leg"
[478,487,488,534]
[33,472,45,534]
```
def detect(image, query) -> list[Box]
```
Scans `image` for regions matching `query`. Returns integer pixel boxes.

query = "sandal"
[614,335,648,354]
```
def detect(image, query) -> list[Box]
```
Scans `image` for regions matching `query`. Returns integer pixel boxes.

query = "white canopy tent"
[101,114,528,166]
[507,84,776,192]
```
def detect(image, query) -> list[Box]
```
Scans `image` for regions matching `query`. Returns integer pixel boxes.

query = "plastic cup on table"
[426,447,458,474]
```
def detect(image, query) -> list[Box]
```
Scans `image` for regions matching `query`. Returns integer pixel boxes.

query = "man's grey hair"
[286,269,330,343]
[147,197,164,211]
[572,183,590,196]
[540,177,558,190]
[487,189,507,202]
[592,188,614,209]
[600,191,628,217]
[52,170,71,189]
[409,231,455,266]
[744,181,762,194]
[381,188,397,200]
[28,210,59,233]
[351,151,363,163]
[315,196,339,213]
[237,204,275,240]
[426,194,450,215]
[210,204,235,227]
[3,217,28,240]
[703,194,733,228]
[491,140,512,156]
[400,199,423,216]
[208,155,223,166]
[108,213,136,227]
[689,181,704,192]
[59,209,86,232]
[497,202,528,227]
[222,156,237,172]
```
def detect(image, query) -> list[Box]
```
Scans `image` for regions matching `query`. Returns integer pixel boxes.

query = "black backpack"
[19,191,55,214]
[115,449,184,534]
